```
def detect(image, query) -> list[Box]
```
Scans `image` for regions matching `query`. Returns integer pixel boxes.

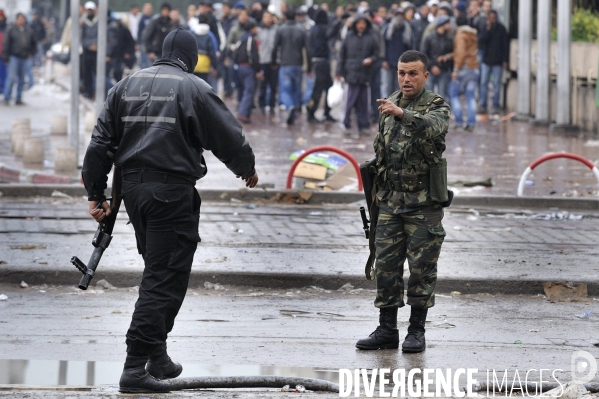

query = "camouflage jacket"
[373,89,450,213]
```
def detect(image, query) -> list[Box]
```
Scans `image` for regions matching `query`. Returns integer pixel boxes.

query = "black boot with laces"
[119,355,171,393]
[355,307,399,350]
[402,307,428,353]
[146,348,183,380]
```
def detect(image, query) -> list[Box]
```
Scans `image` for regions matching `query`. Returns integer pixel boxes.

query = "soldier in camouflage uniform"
[356,50,450,353]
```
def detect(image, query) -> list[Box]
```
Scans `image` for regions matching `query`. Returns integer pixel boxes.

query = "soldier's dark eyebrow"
[398,69,419,74]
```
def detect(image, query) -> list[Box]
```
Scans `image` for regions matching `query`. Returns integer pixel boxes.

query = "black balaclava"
[159,28,198,73]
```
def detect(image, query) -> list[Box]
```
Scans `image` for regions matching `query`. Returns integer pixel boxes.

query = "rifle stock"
[71,167,122,290]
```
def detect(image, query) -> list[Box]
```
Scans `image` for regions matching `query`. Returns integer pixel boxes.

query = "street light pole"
[95,0,108,118]
[535,0,551,124]
[69,0,80,165]
[555,0,571,127]
[516,0,531,118]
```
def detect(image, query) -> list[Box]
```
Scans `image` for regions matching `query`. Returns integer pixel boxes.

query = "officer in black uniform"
[82,28,258,394]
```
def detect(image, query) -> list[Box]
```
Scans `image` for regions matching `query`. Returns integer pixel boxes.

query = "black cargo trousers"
[121,172,201,356]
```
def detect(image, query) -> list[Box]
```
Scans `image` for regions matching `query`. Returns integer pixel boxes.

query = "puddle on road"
[0,360,338,386]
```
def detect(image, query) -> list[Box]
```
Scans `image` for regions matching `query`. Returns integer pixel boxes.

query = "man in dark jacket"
[82,28,258,394]
[107,16,136,83]
[409,5,428,53]
[381,8,413,97]
[234,21,261,123]
[142,3,176,63]
[30,11,46,67]
[81,1,99,99]
[2,13,36,105]
[336,14,378,136]
[137,3,154,68]
[271,7,310,125]
[478,9,508,114]
[306,7,341,123]
[257,10,277,114]
[0,10,6,93]
[421,14,452,100]
[197,0,221,50]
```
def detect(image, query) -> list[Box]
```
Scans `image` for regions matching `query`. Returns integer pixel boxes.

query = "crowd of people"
[0,9,56,105]
[0,0,508,132]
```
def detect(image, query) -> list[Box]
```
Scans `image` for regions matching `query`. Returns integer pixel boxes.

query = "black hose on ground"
[166,376,339,392]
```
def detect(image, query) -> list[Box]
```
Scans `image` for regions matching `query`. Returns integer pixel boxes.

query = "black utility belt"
[122,170,195,185]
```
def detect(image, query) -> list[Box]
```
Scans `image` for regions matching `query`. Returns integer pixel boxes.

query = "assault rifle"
[359,158,377,281]
[71,167,122,290]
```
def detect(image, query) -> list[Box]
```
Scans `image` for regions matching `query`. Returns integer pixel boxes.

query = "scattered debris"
[576,311,593,319]
[0,261,6,265]
[20,281,28,288]
[514,340,522,344]
[545,382,589,399]
[529,329,539,332]
[338,283,354,292]
[205,256,227,263]
[0,294,7,301]
[453,226,511,232]
[530,212,583,221]
[271,192,313,204]
[11,244,47,250]
[543,282,588,302]
[51,190,72,199]
[448,178,493,187]
[450,291,461,296]
[204,282,225,290]
[245,204,257,209]
[96,279,116,290]
[281,384,307,393]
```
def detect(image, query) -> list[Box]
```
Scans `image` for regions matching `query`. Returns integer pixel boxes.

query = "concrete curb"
[1,183,599,209]
[0,164,80,185]
[3,267,598,296]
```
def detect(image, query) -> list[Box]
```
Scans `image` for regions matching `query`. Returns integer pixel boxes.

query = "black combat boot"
[146,348,183,380]
[119,355,172,393]
[355,307,399,350]
[402,307,428,353]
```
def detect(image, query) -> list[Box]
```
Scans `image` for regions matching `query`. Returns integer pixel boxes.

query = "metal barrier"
[517,152,599,196]
[286,145,363,191]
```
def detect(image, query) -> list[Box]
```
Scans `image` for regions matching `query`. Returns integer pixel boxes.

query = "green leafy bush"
[553,8,599,42]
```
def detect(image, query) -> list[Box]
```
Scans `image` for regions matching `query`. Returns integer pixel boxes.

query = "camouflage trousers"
[374,206,446,309]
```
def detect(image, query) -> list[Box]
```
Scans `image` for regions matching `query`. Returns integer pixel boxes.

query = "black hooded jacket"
[308,9,341,60]
[82,29,256,201]
[336,14,379,85]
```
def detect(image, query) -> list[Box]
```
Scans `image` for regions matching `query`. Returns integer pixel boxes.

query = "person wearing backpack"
[233,21,261,123]
[190,14,217,82]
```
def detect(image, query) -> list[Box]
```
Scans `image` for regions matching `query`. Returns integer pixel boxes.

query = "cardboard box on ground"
[290,151,359,191]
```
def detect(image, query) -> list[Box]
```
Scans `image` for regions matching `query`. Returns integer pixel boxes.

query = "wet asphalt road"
[0,283,598,398]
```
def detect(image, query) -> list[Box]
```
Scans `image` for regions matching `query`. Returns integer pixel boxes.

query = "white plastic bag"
[327,80,344,109]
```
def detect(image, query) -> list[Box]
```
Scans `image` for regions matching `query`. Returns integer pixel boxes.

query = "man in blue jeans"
[2,13,36,106]
[478,10,508,115]
[271,7,310,126]
[234,21,261,123]
[449,14,478,131]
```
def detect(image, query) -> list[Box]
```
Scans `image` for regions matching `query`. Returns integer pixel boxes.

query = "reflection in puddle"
[0,360,338,387]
